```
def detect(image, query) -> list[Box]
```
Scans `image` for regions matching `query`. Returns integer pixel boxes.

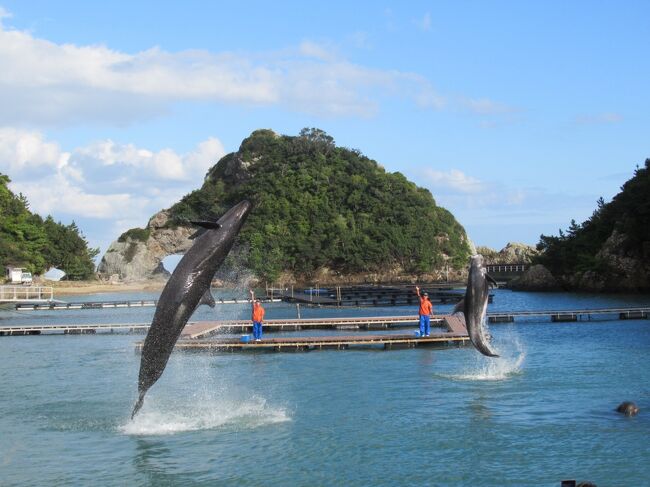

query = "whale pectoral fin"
[486,273,498,288]
[191,220,222,230]
[199,289,216,308]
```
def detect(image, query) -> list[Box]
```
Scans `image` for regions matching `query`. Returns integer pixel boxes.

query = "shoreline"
[44,280,167,296]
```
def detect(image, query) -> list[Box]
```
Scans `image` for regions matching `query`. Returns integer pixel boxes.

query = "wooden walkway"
[1,306,648,337]
[135,315,470,353]
[487,306,650,323]
[180,315,438,339]
[273,285,471,307]
[0,316,433,336]
[11,297,281,311]
[153,333,469,352]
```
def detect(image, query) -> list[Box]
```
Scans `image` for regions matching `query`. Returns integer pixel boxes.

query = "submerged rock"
[616,401,639,417]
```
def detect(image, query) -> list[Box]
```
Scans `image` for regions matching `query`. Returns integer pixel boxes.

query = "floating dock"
[1,307,648,337]
[270,284,481,307]
[487,306,650,323]
[10,297,281,311]
[0,315,432,336]
[135,315,470,353]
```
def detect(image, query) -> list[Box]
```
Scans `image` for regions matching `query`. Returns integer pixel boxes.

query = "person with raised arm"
[415,286,433,337]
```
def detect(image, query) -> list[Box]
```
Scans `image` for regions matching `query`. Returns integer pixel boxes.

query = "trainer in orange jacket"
[250,289,265,342]
[415,286,433,337]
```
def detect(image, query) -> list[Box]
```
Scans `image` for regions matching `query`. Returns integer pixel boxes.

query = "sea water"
[1,289,649,486]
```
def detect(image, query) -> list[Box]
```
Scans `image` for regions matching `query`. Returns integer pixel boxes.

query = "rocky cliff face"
[508,230,650,293]
[476,242,538,264]
[566,230,650,292]
[98,210,194,282]
[509,264,561,291]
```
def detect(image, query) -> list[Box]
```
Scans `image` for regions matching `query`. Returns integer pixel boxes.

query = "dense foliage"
[536,159,650,276]
[168,128,471,281]
[0,173,99,280]
[118,227,150,243]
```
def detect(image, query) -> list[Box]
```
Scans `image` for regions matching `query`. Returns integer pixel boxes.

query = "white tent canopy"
[44,267,66,281]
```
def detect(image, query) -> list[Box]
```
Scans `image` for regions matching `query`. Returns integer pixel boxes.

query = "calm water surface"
[1,289,649,486]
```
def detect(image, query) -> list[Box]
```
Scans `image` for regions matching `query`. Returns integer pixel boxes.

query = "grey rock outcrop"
[477,242,538,264]
[98,210,194,282]
[509,264,561,291]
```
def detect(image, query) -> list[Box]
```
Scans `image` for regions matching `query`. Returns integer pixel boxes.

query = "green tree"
[0,173,99,279]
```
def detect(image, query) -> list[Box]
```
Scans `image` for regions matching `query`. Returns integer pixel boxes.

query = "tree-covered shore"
[0,173,99,280]
[522,159,650,292]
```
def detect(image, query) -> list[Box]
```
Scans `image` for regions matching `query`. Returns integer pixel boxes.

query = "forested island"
[100,128,472,283]
[0,174,98,280]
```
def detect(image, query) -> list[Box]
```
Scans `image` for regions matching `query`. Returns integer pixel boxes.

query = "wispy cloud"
[420,166,602,237]
[424,169,485,194]
[575,112,623,125]
[414,12,432,32]
[460,97,518,116]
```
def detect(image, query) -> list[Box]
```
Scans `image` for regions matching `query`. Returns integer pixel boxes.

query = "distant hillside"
[0,173,99,280]
[533,159,650,292]
[101,128,472,282]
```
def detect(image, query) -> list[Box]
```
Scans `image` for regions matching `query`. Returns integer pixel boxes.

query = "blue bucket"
[240,334,251,343]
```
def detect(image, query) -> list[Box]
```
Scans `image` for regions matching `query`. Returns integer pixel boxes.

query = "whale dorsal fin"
[191,220,222,230]
[199,289,216,308]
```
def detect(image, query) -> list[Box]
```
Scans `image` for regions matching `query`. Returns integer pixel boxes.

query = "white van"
[20,272,33,285]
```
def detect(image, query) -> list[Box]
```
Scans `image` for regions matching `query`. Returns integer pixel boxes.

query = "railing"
[0,285,54,302]
[485,264,528,273]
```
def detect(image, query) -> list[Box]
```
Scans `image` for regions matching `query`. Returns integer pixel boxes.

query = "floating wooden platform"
[0,316,433,336]
[180,315,437,339]
[271,284,484,307]
[153,333,470,353]
[135,315,470,353]
[487,306,650,323]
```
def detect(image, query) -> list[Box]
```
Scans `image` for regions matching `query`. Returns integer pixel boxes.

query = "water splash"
[120,395,289,436]
[442,333,526,382]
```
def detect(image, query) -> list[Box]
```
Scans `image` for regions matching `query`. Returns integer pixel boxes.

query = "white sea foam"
[120,395,290,436]
[442,332,526,381]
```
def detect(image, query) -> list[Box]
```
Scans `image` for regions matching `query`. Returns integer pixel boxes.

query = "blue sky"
[0,1,648,257]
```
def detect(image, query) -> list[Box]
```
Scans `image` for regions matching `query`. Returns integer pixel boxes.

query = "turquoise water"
[1,290,649,486]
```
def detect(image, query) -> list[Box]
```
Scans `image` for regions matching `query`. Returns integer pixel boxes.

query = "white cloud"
[1,128,226,224]
[0,11,509,125]
[424,168,485,194]
[460,97,517,116]
[0,127,67,172]
[575,112,623,125]
[414,12,432,31]
[12,173,138,219]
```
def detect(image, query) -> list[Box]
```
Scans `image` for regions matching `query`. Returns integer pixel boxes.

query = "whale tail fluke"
[131,391,146,419]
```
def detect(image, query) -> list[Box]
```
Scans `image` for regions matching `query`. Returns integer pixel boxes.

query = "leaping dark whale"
[131,200,252,418]
[455,254,500,357]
